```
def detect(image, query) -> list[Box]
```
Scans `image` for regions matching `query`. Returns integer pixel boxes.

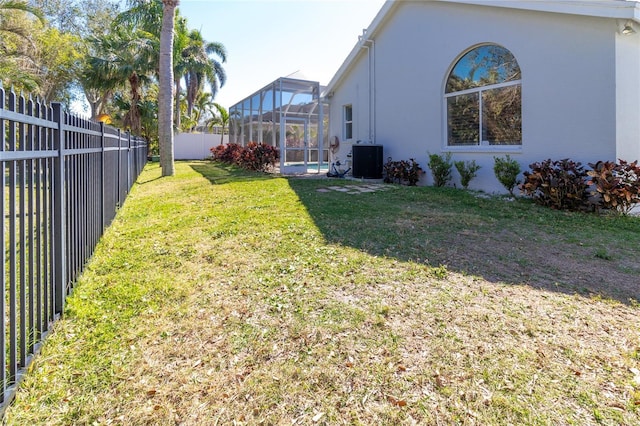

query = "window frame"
[343,104,353,141]
[443,44,522,153]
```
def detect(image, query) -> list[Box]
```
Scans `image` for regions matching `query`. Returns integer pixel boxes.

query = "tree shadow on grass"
[287,177,640,305]
[190,162,278,186]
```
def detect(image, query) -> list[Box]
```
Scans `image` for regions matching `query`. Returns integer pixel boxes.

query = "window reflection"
[482,85,521,144]
[445,44,522,146]
[344,105,353,140]
[447,93,479,146]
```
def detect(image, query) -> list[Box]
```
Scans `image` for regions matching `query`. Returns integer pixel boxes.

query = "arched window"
[445,44,522,147]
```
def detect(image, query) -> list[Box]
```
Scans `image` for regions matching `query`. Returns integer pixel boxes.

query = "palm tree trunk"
[174,77,181,131]
[125,73,142,134]
[186,71,198,117]
[159,0,179,177]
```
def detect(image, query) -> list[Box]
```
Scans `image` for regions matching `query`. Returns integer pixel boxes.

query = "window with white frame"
[343,105,353,140]
[445,44,522,147]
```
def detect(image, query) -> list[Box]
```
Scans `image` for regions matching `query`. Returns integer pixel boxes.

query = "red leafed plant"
[383,157,424,186]
[210,142,279,172]
[587,159,640,215]
[210,143,244,164]
[520,158,589,211]
[239,142,280,172]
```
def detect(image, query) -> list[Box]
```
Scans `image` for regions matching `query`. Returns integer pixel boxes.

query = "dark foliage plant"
[211,143,243,164]
[239,142,280,172]
[210,142,279,172]
[383,157,424,186]
[587,159,640,215]
[520,158,589,211]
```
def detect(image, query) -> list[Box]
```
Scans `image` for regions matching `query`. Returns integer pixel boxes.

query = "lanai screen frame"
[229,77,328,173]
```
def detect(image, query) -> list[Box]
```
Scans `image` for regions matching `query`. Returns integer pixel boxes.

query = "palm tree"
[158,0,178,176]
[117,0,163,36]
[206,103,229,144]
[86,27,156,134]
[180,29,227,118]
[182,90,212,132]
[0,1,43,35]
[171,14,189,130]
[0,0,44,90]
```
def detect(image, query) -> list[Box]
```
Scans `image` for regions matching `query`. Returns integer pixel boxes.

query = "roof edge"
[453,1,640,20]
[322,0,640,97]
[323,0,397,97]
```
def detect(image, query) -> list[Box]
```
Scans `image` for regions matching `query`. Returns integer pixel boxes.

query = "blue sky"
[177,0,387,109]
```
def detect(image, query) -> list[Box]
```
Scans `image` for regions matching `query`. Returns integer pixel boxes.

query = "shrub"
[493,155,521,196]
[383,157,424,186]
[210,142,279,172]
[211,143,243,164]
[427,152,453,187]
[454,159,481,189]
[587,159,640,215]
[240,142,280,172]
[520,158,589,210]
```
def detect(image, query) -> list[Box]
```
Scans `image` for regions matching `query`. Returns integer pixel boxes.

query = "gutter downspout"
[359,30,376,144]
[317,86,324,173]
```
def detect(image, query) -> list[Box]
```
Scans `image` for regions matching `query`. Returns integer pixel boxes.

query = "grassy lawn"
[4,161,640,425]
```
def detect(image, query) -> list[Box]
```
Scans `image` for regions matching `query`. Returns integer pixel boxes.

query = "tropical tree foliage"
[206,102,230,144]
[181,30,227,117]
[173,22,226,130]
[85,26,157,133]
[91,0,227,136]
[5,0,228,175]
[1,1,44,92]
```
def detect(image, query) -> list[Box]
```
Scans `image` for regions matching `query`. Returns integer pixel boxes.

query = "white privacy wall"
[174,133,223,160]
[328,1,630,192]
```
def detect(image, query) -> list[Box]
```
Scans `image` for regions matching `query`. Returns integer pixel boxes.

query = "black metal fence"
[0,86,147,413]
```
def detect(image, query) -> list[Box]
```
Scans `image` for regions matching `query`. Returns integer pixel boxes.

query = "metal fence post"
[117,129,121,207]
[0,84,6,402]
[52,103,66,315]
[100,122,106,231]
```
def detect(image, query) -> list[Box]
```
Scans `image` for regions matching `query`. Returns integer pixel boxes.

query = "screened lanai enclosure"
[229,77,329,174]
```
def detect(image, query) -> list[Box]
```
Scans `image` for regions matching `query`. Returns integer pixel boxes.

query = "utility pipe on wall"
[359,30,376,144]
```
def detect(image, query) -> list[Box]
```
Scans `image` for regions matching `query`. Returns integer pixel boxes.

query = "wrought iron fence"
[0,85,147,413]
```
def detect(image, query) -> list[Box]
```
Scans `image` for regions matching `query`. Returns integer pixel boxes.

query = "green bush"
[428,152,453,187]
[493,155,521,196]
[520,158,589,211]
[454,159,481,189]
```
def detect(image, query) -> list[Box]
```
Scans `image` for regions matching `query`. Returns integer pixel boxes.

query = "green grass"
[3,161,640,425]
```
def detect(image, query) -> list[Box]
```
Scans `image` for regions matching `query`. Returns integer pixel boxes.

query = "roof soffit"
[322,0,640,96]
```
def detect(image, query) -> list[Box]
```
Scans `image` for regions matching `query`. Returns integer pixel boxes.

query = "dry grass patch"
[4,162,640,425]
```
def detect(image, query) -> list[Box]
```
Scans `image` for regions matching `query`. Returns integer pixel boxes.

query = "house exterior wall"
[328,1,630,192]
[615,29,640,164]
[327,50,372,171]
